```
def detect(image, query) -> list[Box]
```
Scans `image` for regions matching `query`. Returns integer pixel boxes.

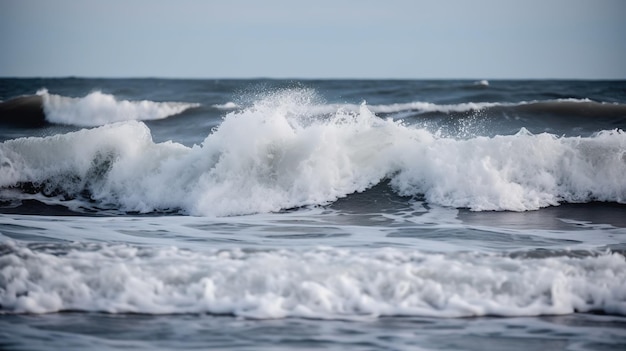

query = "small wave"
[366,98,626,117]
[1,243,624,317]
[212,102,240,110]
[306,98,625,117]
[367,101,501,114]
[513,99,626,117]
[36,89,200,127]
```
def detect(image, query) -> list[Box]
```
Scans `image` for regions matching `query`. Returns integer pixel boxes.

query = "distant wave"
[0,90,200,127]
[228,98,624,120]
[329,98,626,117]
[212,102,240,110]
[3,90,624,130]
[37,89,201,127]
[1,89,625,215]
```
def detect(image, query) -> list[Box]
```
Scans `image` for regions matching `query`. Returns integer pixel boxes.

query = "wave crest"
[36,89,200,127]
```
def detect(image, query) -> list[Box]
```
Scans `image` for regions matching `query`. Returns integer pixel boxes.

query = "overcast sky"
[1,0,624,79]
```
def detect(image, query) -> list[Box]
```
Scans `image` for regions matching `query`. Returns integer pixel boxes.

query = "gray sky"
[1,0,624,79]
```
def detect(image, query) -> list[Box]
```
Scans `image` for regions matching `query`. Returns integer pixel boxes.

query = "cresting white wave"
[37,89,200,126]
[213,100,503,114]
[1,243,625,317]
[1,90,625,215]
[211,98,607,116]
[212,101,240,110]
[304,98,600,116]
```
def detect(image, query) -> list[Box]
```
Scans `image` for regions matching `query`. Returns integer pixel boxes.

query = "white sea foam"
[366,98,605,115]
[212,101,240,110]
[1,90,625,215]
[304,98,600,116]
[292,101,504,116]
[1,243,624,317]
[36,89,200,126]
[367,101,501,114]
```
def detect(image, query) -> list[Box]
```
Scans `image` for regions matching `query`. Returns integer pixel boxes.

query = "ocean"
[1,78,625,350]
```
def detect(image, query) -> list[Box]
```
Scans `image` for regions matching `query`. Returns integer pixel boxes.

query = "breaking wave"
[1,89,625,215]
[37,89,200,126]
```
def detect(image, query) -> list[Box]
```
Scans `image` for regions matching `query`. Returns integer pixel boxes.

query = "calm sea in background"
[1,78,626,350]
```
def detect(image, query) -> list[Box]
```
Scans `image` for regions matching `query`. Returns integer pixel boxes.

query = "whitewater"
[1,79,625,350]
[1,90,625,215]
[36,88,200,126]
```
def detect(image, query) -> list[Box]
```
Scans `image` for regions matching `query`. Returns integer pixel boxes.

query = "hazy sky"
[1,0,624,79]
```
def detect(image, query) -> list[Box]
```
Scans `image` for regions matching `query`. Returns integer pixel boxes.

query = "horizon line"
[1,76,625,81]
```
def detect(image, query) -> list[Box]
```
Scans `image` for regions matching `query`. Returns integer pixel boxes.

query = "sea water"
[1,79,625,350]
